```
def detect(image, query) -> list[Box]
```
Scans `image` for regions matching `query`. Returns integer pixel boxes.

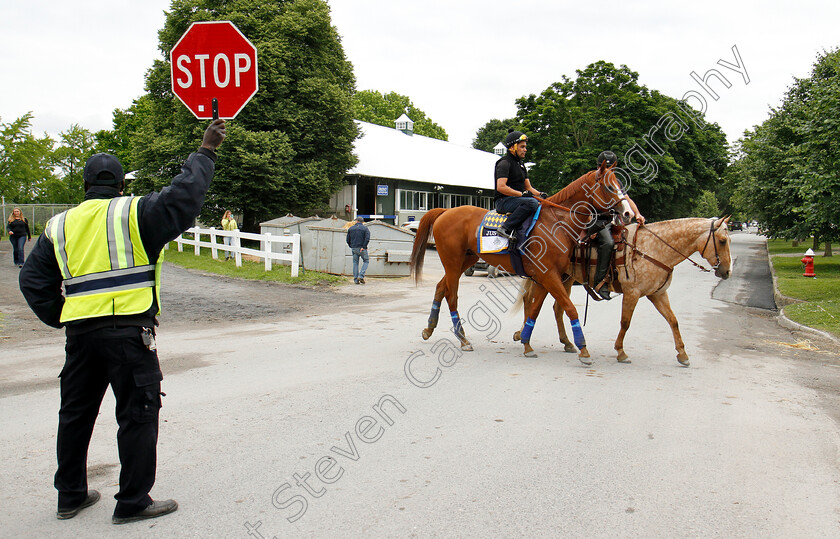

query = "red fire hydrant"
[801,248,816,278]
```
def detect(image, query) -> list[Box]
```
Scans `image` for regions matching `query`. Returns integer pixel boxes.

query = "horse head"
[594,162,635,224]
[547,163,634,225]
[697,216,732,279]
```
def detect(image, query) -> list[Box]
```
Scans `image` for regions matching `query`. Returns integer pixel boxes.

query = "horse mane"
[547,170,595,204]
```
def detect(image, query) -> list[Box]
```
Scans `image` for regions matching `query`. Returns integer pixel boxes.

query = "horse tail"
[410,208,447,284]
[513,278,532,313]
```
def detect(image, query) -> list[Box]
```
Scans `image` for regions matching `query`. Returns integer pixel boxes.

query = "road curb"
[776,307,840,344]
[764,238,840,344]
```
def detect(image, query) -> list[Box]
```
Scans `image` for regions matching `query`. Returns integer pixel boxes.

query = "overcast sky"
[2,0,838,148]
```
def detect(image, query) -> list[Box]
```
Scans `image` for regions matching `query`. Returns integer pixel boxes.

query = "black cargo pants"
[55,326,163,517]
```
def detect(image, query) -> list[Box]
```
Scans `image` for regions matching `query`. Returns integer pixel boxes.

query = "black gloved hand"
[539,192,549,199]
[521,191,533,197]
[201,119,226,150]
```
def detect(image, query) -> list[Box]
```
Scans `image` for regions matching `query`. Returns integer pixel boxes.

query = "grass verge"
[767,239,840,337]
[163,243,347,287]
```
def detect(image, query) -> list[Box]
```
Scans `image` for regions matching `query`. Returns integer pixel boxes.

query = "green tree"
[732,48,840,254]
[514,61,728,219]
[48,124,98,204]
[472,118,521,153]
[95,100,150,176]
[129,0,358,230]
[800,49,840,255]
[0,113,56,203]
[353,90,448,141]
[694,190,720,218]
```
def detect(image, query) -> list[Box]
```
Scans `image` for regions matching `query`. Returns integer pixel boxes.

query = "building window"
[399,189,430,211]
[438,194,473,208]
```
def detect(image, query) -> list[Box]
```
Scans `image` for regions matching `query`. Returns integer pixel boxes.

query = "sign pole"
[212,98,219,121]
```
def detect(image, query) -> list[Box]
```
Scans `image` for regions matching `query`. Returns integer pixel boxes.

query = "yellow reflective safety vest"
[46,197,163,323]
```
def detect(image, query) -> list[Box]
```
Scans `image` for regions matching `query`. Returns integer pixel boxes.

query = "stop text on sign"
[170,21,259,119]
[175,53,253,90]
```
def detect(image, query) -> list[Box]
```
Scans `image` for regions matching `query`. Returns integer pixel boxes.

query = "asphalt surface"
[1,232,839,537]
[712,231,778,310]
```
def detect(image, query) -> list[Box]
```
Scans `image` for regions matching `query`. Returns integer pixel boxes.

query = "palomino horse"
[409,161,633,363]
[514,217,732,366]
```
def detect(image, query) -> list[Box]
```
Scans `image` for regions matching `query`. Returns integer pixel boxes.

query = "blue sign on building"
[377,184,389,196]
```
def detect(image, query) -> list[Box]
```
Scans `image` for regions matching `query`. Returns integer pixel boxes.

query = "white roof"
[394,113,413,125]
[348,120,498,189]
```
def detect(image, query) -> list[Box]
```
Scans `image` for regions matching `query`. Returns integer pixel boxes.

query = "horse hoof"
[578,348,592,366]
[421,328,433,340]
[564,344,577,353]
[461,343,474,352]
[677,356,690,367]
[617,358,632,364]
[513,331,521,342]
[524,350,538,358]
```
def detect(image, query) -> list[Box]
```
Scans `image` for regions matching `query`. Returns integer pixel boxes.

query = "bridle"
[637,218,724,273]
[699,218,724,270]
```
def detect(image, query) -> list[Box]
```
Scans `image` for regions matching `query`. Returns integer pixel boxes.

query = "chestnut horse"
[409,162,633,363]
[514,217,732,366]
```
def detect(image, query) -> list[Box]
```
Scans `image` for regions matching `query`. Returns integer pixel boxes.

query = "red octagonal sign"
[171,21,259,119]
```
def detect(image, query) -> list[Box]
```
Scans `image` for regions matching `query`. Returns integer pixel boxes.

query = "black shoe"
[597,287,612,301]
[359,277,365,284]
[57,490,100,520]
[112,499,178,525]
[354,279,359,284]
[496,227,516,241]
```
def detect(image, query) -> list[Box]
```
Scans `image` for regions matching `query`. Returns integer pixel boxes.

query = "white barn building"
[328,117,500,225]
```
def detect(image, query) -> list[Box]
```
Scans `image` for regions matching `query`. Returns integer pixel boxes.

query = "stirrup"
[594,280,612,301]
[496,227,516,241]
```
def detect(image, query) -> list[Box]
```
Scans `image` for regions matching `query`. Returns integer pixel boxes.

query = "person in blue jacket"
[346,216,370,284]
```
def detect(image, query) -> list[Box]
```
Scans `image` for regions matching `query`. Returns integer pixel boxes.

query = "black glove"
[539,192,548,198]
[521,191,533,197]
[201,119,226,150]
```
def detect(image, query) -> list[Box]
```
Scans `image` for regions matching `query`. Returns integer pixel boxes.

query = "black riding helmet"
[504,130,528,148]
[597,150,618,167]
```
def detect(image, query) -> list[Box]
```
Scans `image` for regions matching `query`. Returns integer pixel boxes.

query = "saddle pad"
[477,211,509,254]
[476,207,542,255]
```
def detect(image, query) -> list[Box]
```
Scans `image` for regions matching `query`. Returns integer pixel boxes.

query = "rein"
[637,218,722,273]
[538,170,622,216]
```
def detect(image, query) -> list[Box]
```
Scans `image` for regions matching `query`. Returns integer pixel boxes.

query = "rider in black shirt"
[494,130,546,240]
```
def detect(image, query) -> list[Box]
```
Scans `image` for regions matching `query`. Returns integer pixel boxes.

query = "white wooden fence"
[172,226,301,276]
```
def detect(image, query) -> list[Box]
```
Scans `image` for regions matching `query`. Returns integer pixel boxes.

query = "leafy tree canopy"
[128,0,359,230]
[472,118,522,153]
[732,48,840,250]
[353,90,448,141]
[0,113,56,204]
[512,61,728,220]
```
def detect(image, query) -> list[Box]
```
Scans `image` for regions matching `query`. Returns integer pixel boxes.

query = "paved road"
[713,231,778,310]
[1,233,839,537]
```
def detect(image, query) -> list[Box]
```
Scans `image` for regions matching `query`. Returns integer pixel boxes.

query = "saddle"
[476,209,541,277]
[570,225,627,300]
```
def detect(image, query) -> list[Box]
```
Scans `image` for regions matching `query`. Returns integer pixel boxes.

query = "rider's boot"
[497,224,516,241]
[593,247,612,301]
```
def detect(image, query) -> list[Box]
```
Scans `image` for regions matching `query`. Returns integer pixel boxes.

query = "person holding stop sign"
[20,119,226,525]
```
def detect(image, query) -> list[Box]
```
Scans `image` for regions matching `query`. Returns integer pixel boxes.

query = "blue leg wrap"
[450,311,463,336]
[428,301,441,327]
[570,319,586,350]
[520,318,536,344]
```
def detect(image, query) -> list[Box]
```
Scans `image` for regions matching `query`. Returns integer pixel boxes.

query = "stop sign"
[170,21,259,119]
